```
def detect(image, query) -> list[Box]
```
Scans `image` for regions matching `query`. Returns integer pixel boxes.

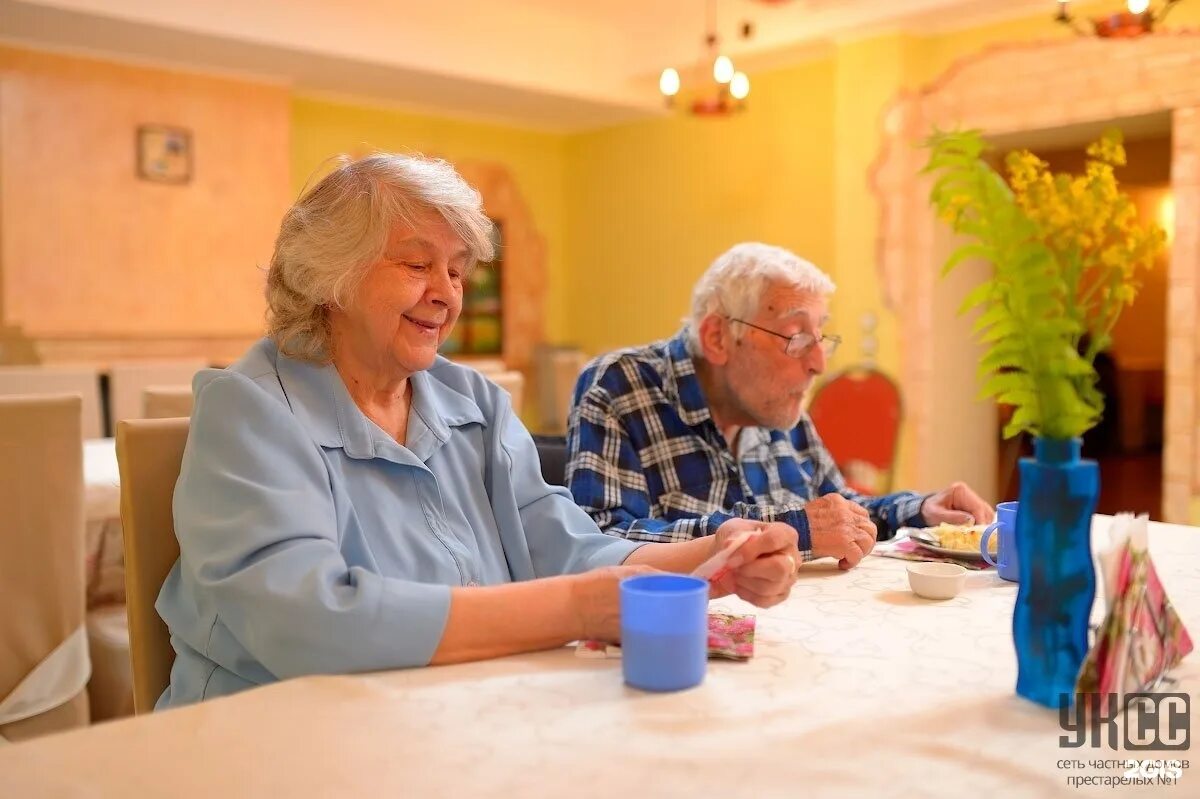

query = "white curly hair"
[686,242,836,355]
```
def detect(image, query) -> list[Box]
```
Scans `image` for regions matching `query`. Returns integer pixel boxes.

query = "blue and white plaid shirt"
[565,329,928,561]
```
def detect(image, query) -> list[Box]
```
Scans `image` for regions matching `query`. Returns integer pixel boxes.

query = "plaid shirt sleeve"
[567,380,815,560]
[795,416,929,535]
[565,385,722,542]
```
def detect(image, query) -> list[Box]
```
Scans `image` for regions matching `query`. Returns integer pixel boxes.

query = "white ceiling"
[1,0,1055,131]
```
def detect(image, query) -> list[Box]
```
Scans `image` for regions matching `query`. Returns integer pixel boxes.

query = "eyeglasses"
[726,317,842,358]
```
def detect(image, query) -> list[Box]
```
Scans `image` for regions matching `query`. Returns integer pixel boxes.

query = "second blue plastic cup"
[981,500,1020,582]
[619,574,708,692]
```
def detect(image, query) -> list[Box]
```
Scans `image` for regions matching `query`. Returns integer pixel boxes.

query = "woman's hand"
[568,564,659,642]
[708,519,798,608]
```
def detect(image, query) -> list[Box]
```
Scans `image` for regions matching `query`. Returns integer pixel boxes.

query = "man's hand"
[921,482,993,527]
[804,494,877,570]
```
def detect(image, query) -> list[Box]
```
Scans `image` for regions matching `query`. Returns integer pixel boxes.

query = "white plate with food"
[897,523,995,561]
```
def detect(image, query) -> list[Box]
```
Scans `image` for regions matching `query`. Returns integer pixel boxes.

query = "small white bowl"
[906,562,967,600]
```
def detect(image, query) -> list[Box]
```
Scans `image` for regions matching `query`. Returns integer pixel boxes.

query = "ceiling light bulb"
[1127,0,1149,13]
[713,55,734,84]
[730,71,750,100]
[659,67,681,97]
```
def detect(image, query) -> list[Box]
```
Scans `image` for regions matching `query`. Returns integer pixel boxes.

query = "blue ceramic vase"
[1012,437,1099,708]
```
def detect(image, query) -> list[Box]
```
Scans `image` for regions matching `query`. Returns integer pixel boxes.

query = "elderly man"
[566,242,993,570]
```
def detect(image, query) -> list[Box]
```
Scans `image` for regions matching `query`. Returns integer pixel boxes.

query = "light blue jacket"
[156,339,642,708]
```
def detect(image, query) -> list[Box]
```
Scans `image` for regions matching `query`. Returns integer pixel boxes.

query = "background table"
[2,517,1196,797]
[83,438,124,607]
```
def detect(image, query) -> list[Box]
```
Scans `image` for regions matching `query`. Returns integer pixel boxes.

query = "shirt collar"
[275,351,485,465]
[405,364,488,461]
[665,328,717,429]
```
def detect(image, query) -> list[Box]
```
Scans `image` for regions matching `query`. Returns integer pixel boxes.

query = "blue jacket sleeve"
[170,372,452,677]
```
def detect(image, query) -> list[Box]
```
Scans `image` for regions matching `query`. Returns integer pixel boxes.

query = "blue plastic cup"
[981,500,1020,582]
[619,574,708,692]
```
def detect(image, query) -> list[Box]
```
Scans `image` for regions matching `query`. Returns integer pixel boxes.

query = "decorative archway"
[871,33,1200,524]
[454,161,546,372]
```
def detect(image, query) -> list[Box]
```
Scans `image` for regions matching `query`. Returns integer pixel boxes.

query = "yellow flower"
[1086,130,1127,167]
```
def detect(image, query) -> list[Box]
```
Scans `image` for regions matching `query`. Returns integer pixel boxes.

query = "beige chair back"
[490,370,526,416]
[456,357,506,375]
[116,417,189,714]
[534,347,588,433]
[142,385,194,419]
[109,361,204,430]
[0,366,103,440]
[0,395,89,741]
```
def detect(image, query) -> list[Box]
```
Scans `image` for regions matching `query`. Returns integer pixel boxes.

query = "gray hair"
[686,242,836,355]
[266,153,495,363]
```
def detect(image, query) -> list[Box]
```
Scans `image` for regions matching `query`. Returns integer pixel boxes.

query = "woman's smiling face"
[330,208,470,379]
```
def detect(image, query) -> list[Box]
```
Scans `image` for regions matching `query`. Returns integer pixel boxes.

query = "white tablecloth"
[83,438,124,607]
[82,438,119,524]
[1,517,1196,797]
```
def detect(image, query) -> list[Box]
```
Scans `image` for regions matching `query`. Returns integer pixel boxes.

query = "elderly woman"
[156,154,798,708]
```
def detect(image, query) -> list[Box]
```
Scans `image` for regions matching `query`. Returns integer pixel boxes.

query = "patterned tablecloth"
[2,517,1197,797]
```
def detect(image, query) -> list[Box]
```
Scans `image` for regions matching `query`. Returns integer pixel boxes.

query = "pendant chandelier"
[659,0,751,116]
[1055,0,1183,37]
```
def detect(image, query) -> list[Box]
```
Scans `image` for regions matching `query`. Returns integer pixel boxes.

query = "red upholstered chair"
[806,367,903,495]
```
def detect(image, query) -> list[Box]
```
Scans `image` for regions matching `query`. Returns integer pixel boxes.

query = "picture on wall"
[137,125,192,184]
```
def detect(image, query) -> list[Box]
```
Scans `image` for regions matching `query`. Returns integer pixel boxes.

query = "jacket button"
[466,580,479,587]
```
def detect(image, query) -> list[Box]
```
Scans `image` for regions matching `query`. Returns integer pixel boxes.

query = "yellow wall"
[830,34,920,376]
[563,58,837,355]
[289,59,839,363]
[290,97,572,341]
[555,10,1126,362]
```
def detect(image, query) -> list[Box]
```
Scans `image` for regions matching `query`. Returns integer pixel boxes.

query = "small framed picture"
[137,125,192,184]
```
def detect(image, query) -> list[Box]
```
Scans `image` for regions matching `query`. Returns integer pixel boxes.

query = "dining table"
[1,515,1196,797]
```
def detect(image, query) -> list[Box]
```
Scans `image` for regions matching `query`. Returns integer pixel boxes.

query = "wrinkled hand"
[804,494,877,571]
[709,518,798,608]
[570,564,659,642]
[921,482,993,527]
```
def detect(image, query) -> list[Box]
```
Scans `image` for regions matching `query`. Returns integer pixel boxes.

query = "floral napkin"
[1076,514,1194,710]
[575,610,756,661]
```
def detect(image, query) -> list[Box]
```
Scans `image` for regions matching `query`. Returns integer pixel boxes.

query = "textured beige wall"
[927,223,997,501]
[0,46,290,345]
